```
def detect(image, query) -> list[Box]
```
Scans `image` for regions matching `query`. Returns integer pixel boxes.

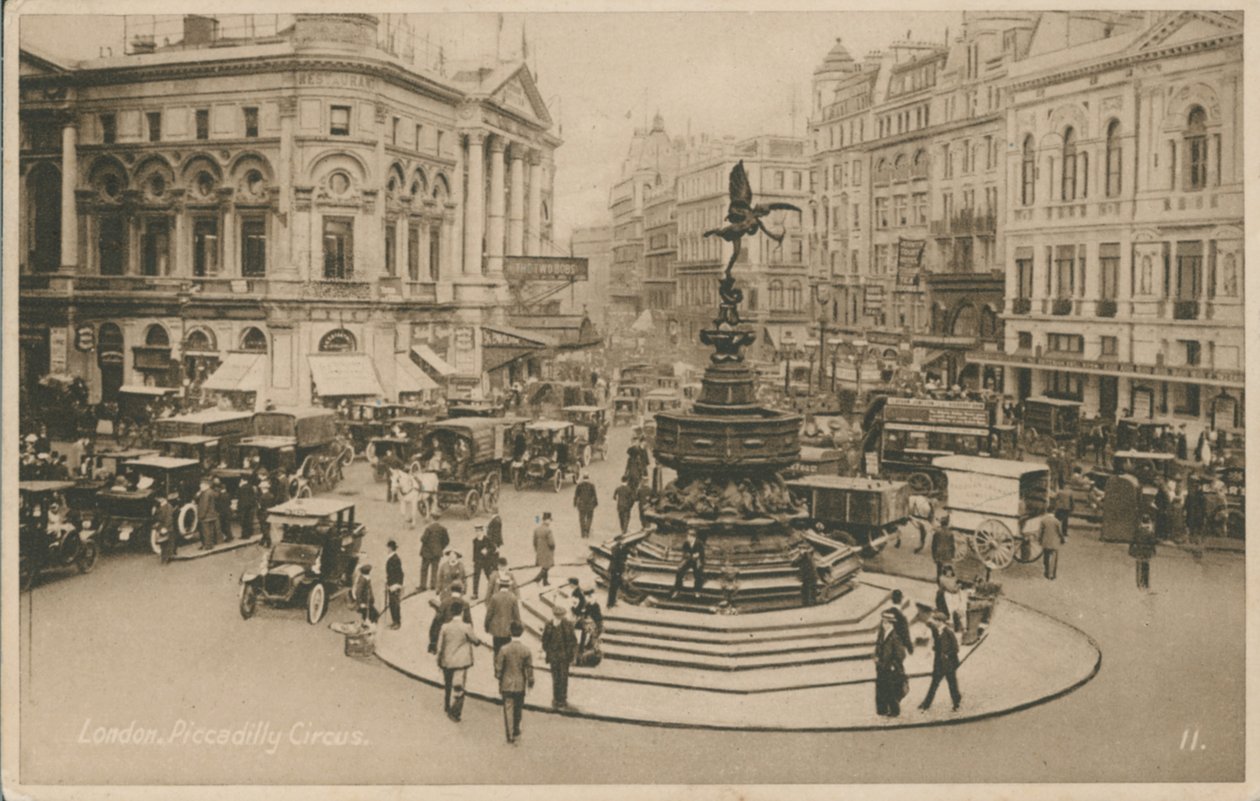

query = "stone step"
[599,629,875,659]
[599,639,874,672]
[601,615,879,646]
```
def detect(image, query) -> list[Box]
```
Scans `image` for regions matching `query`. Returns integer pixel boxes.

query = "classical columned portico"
[526,150,543,256]
[462,132,486,277]
[485,137,507,277]
[508,145,526,255]
[59,121,79,270]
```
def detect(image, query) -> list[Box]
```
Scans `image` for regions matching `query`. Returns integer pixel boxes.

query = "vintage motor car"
[1114,417,1178,454]
[66,447,160,520]
[343,402,417,455]
[154,409,254,462]
[515,420,580,492]
[240,407,345,494]
[238,498,366,624]
[19,481,100,590]
[157,435,224,471]
[1019,396,1082,456]
[364,415,432,477]
[109,385,182,449]
[561,405,609,464]
[932,454,1051,571]
[612,385,647,425]
[94,456,203,553]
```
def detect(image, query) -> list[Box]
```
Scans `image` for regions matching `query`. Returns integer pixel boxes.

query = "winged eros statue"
[703,160,803,303]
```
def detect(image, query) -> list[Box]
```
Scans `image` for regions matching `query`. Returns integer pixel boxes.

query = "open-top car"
[612,384,647,425]
[95,456,203,553]
[561,405,609,464]
[238,498,366,625]
[1111,449,1179,489]
[515,420,580,492]
[20,481,100,590]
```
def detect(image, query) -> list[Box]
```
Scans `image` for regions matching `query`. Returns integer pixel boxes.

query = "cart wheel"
[77,540,100,574]
[971,519,1017,570]
[1014,528,1044,563]
[239,585,258,620]
[552,471,562,493]
[906,472,935,496]
[483,474,501,513]
[338,444,355,468]
[464,490,481,518]
[416,497,432,520]
[296,483,313,499]
[288,476,302,498]
[306,584,327,625]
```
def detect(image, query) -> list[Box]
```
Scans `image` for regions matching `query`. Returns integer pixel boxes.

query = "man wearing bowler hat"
[919,611,962,712]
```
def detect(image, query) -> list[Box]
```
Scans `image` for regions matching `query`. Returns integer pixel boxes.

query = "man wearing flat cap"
[484,575,522,658]
[919,610,962,712]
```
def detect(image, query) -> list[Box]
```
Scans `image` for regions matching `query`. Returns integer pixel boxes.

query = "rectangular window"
[941,192,953,221]
[792,172,802,190]
[384,223,397,276]
[1047,371,1084,401]
[147,111,162,142]
[192,217,219,277]
[942,144,953,178]
[1016,257,1034,299]
[853,204,860,229]
[962,139,971,173]
[100,113,117,144]
[414,124,423,150]
[1099,243,1119,300]
[1175,240,1203,301]
[913,193,928,225]
[1100,336,1118,357]
[874,198,888,229]
[873,244,888,275]
[435,130,445,154]
[429,225,441,281]
[244,107,259,138]
[1188,134,1208,190]
[833,164,842,185]
[1047,333,1084,353]
[790,239,803,263]
[330,105,351,136]
[775,171,785,189]
[853,161,862,185]
[195,109,209,140]
[407,224,421,280]
[1055,245,1076,298]
[893,195,907,227]
[98,216,127,275]
[241,217,267,277]
[391,117,400,146]
[141,219,170,276]
[323,217,354,279]
[1017,332,1033,350]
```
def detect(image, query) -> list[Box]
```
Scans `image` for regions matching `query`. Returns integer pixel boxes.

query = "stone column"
[449,133,464,281]
[395,213,408,279]
[486,137,506,277]
[275,97,297,278]
[60,121,79,270]
[462,132,486,277]
[526,150,543,256]
[371,103,388,283]
[417,217,432,281]
[508,145,525,255]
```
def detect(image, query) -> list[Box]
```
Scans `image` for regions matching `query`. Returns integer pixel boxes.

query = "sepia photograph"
[3,3,1254,799]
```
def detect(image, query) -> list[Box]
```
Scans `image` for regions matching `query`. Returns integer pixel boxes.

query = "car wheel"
[465,490,481,518]
[907,472,935,496]
[177,504,198,539]
[307,583,327,625]
[149,526,163,556]
[239,585,258,620]
[77,540,100,574]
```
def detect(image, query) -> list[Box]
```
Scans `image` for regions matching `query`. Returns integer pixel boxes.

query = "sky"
[20,11,959,246]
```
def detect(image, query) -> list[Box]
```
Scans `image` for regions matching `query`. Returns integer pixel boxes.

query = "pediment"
[1132,11,1240,52]
[488,66,552,126]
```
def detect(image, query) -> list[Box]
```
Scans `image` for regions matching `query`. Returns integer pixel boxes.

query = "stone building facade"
[19,14,561,408]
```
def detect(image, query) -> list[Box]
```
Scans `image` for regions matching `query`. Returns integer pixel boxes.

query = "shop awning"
[481,323,555,349]
[308,353,385,398]
[395,352,439,394]
[202,353,265,392]
[411,344,455,378]
[919,349,951,368]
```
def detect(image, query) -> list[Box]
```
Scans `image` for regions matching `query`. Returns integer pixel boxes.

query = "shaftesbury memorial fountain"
[591,161,862,612]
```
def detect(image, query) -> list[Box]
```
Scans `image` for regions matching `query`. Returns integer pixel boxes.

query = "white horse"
[389,468,440,527]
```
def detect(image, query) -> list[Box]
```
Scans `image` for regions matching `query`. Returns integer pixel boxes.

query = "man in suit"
[494,622,534,744]
[435,548,466,599]
[540,605,577,709]
[670,529,705,598]
[919,610,962,712]
[470,525,499,600]
[573,474,599,539]
[195,480,220,551]
[1038,510,1065,580]
[533,512,555,587]
[214,478,234,543]
[930,514,956,577]
[613,477,636,535]
[384,539,404,629]
[428,582,472,654]
[887,589,914,654]
[484,576,522,658]
[435,600,482,722]
[606,533,632,609]
[874,609,908,717]
[418,520,449,592]
[154,494,177,565]
[237,478,259,544]
[353,563,376,626]
[1053,479,1075,543]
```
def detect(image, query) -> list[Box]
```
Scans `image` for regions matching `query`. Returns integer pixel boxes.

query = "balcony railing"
[1011,298,1032,315]
[1051,298,1073,316]
[1097,299,1117,318]
[929,210,997,237]
[1173,300,1200,320]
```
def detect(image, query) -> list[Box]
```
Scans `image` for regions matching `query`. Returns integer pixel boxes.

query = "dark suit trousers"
[607,570,623,608]
[1043,548,1058,580]
[579,508,595,538]
[875,669,902,716]
[501,691,525,740]
[492,635,511,658]
[921,666,961,708]
[673,559,704,592]
[550,662,570,705]
[617,507,632,534]
[471,563,493,597]
[419,557,439,591]
[387,588,402,626]
[1055,509,1071,538]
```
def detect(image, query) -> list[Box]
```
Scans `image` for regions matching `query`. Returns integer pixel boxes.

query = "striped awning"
[202,353,265,392]
[308,353,384,398]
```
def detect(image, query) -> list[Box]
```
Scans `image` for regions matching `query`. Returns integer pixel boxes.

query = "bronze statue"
[703,160,802,285]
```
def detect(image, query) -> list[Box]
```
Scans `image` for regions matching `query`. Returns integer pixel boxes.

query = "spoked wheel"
[338,444,355,468]
[239,585,258,619]
[464,490,481,518]
[306,583,327,625]
[482,474,501,513]
[77,540,100,573]
[1014,526,1044,563]
[906,472,935,496]
[971,519,1017,570]
[150,526,164,555]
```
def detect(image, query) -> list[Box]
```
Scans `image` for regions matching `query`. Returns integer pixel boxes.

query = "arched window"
[1105,120,1122,197]
[98,323,124,353]
[144,324,170,347]
[1185,106,1208,191]
[184,327,217,353]
[1061,127,1077,200]
[319,328,357,352]
[240,326,268,352]
[769,280,784,310]
[1021,136,1035,205]
[788,282,803,311]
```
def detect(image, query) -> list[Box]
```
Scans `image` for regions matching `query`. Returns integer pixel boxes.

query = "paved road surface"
[17,424,1245,785]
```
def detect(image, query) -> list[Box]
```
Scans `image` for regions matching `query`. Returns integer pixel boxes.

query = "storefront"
[481,324,553,391]
[308,352,386,407]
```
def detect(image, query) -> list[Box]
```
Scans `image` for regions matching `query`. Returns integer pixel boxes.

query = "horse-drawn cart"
[932,454,1051,571]
[788,475,910,555]
[406,417,515,518]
